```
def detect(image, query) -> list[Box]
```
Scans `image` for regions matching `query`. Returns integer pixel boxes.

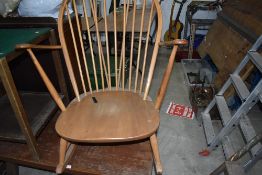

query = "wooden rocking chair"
[16,0,186,174]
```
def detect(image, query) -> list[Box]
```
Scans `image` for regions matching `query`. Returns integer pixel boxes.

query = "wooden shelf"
[0,92,58,142]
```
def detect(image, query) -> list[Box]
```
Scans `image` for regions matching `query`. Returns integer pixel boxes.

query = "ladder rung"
[202,113,215,145]
[215,96,232,125]
[222,136,235,159]
[230,74,250,101]
[248,51,262,72]
[239,115,262,157]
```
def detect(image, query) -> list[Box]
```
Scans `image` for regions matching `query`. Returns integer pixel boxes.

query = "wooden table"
[0,28,68,160]
[0,115,153,175]
[84,8,153,32]
[0,28,154,175]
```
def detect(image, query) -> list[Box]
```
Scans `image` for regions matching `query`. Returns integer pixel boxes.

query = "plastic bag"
[18,0,70,18]
[0,0,20,17]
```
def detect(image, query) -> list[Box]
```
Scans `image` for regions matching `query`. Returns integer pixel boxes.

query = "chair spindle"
[134,0,146,92]
[66,5,87,94]
[72,0,93,93]
[139,2,154,93]
[82,0,99,92]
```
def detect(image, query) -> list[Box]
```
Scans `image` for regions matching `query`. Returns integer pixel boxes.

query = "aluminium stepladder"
[210,133,262,175]
[201,35,262,171]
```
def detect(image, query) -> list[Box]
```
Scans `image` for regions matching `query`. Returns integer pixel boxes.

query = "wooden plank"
[198,20,252,89]
[0,59,40,160]
[0,92,59,142]
[0,115,153,175]
[223,0,262,37]
[198,0,261,90]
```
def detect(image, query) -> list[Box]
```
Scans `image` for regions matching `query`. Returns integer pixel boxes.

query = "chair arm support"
[159,39,188,47]
[154,44,179,110]
[16,44,62,50]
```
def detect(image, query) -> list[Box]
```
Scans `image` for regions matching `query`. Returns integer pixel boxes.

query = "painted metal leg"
[56,138,76,174]
[188,23,195,59]
[183,11,189,39]
[0,59,40,160]
[150,134,162,175]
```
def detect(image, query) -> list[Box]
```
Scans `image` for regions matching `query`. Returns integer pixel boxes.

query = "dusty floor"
[19,47,262,175]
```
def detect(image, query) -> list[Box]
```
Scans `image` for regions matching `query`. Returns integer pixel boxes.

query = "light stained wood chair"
[16,0,187,174]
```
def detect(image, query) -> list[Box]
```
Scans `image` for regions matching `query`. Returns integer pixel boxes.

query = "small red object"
[166,102,195,119]
[199,149,210,156]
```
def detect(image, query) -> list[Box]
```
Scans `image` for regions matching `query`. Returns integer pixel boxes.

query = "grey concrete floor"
[19,47,261,175]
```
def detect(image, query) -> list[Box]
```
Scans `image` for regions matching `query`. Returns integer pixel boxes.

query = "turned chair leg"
[56,138,76,174]
[150,134,163,175]
[56,138,68,174]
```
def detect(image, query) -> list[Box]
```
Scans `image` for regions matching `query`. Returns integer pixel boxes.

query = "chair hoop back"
[58,0,162,101]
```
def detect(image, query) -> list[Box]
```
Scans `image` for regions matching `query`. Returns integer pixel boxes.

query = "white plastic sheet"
[0,0,20,17]
[18,0,71,18]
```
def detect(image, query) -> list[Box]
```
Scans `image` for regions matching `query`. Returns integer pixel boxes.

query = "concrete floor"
[19,47,261,175]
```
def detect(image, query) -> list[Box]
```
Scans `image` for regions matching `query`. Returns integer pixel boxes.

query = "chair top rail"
[57,0,163,101]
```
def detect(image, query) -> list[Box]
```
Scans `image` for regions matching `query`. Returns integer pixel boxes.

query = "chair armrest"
[155,41,187,110]
[16,44,62,50]
[159,39,188,46]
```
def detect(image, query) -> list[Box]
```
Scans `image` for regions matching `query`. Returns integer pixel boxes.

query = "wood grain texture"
[134,0,146,92]
[143,0,162,100]
[223,0,262,37]
[0,59,40,160]
[159,39,188,46]
[0,115,153,175]
[56,139,76,174]
[58,2,81,101]
[27,49,66,112]
[82,1,99,92]
[128,0,137,90]
[150,134,162,174]
[155,45,178,110]
[72,0,93,94]
[56,0,163,174]
[198,20,252,89]
[56,91,160,142]
[15,44,62,49]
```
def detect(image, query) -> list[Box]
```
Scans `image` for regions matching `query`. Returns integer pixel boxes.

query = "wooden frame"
[0,29,68,160]
[0,115,154,175]
[18,0,187,174]
[0,58,40,160]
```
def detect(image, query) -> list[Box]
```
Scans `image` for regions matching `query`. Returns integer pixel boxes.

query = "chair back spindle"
[57,0,162,100]
[21,2,168,173]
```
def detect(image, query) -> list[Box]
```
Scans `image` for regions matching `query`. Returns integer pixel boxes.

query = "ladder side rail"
[208,80,262,150]
[243,148,262,171]
[249,35,262,51]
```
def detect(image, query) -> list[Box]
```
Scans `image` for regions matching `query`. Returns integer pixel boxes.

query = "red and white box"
[166,102,195,119]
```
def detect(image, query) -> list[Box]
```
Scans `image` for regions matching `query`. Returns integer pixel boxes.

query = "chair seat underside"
[55,91,160,143]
